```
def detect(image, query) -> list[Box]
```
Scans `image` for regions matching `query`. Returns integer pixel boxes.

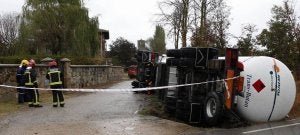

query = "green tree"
[236,24,257,56]
[257,0,299,70]
[18,0,100,57]
[150,25,166,54]
[109,37,136,66]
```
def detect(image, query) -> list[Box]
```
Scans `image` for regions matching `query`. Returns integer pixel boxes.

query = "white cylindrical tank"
[237,56,296,122]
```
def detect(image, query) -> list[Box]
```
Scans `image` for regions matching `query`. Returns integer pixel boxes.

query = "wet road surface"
[0,81,202,135]
[0,80,299,135]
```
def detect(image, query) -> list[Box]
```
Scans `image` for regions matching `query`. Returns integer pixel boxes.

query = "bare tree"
[158,0,191,48]
[172,9,181,49]
[158,1,181,49]
[191,0,230,50]
[209,0,230,51]
[192,0,208,47]
[0,13,20,55]
[180,0,190,47]
[158,0,230,50]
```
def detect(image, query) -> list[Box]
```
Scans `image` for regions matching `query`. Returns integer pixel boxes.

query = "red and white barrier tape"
[0,76,240,92]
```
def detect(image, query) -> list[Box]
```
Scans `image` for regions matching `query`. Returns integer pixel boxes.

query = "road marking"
[243,122,300,134]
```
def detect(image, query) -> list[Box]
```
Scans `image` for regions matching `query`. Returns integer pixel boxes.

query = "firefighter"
[46,60,65,107]
[24,59,42,107]
[16,60,29,103]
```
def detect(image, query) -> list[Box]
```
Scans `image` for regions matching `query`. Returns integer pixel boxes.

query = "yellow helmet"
[20,59,29,67]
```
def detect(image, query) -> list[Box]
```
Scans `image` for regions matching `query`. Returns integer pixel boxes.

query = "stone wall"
[0,64,20,101]
[69,65,123,88]
[0,61,124,100]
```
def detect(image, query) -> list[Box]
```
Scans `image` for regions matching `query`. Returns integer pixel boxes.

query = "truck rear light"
[151,51,155,62]
[235,77,244,92]
[237,61,244,71]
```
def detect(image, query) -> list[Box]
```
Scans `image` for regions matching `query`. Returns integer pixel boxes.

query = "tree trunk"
[180,0,189,48]
[199,0,207,47]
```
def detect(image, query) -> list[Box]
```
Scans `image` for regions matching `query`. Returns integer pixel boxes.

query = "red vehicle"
[127,65,137,79]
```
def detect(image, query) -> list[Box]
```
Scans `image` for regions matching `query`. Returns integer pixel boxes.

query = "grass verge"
[138,94,165,117]
[0,100,23,117]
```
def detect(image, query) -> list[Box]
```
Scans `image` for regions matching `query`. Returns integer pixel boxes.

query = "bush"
[0,56,36,64]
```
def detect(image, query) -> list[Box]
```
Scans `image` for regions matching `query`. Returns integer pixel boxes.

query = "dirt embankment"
[289,80,300,118]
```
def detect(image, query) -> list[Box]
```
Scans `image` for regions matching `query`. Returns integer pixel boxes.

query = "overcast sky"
[0,0,299,49]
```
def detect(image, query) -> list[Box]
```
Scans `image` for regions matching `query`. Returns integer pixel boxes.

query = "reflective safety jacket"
[16,66,27,86]
[47,68,63,86]
[24,67,37,87]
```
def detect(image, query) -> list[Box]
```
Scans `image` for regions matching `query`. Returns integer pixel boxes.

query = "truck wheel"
[204,91,222,126]
[131,81,139,88]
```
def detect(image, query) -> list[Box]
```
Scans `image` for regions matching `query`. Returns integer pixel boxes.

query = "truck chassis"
[133,47,244,126]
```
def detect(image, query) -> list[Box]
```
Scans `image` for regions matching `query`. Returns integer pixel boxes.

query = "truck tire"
[204,91,222,126]
[131,81,139,88]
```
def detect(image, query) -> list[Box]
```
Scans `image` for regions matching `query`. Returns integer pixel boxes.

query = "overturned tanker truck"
[132,47,296,126]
